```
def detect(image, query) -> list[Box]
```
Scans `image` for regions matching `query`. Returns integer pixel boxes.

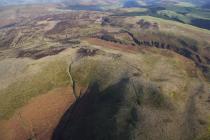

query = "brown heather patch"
[86,38,141,53]
[0,86,75,140]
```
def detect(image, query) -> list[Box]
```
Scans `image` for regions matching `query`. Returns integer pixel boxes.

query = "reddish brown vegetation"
[0,86,75,140]
[86,38,141,53]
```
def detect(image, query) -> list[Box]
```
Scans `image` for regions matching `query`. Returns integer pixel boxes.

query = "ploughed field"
[0,5,210,140]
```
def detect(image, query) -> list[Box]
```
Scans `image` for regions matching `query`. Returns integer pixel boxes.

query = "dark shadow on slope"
[52,77,136,140]
[191,19,210,30]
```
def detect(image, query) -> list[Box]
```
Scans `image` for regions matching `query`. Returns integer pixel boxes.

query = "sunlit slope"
[53,45,210,140]
[0,9,209,140]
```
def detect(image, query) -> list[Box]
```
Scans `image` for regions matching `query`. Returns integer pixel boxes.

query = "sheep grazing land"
[0,1,210,140]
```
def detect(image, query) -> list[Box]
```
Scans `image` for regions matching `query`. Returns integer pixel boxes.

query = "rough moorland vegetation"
[0,4,210,140]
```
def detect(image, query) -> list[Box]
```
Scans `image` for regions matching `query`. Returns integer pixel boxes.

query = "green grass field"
[0,59,70,119]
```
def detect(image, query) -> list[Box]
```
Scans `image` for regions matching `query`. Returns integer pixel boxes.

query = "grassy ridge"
[0,59,70,119]
[112,4,210,30]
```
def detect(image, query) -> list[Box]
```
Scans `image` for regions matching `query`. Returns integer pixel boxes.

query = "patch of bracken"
[77,47,99,58]
[17,47,66,59]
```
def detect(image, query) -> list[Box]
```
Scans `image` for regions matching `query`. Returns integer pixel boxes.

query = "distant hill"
[0,0,210,7]
[0,0,61,6]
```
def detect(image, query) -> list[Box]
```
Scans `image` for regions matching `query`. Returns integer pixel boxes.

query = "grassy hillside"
[0,6,210,140]
[0,57,70,119]
[53,44,210,140]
